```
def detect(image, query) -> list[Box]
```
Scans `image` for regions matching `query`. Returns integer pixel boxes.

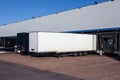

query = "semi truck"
[3,30,120,57]
[17,32,96,56]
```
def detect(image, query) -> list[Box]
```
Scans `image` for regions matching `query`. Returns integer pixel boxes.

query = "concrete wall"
[0,0,119,37]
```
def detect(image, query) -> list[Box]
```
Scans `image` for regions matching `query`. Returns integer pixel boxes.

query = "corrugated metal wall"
[0,0,119,37]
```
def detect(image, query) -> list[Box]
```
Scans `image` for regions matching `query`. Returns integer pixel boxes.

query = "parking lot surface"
[0,53,120,80]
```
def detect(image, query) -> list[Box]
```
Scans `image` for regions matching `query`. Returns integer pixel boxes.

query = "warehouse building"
[0,0,120,55]
[0,0,118,36]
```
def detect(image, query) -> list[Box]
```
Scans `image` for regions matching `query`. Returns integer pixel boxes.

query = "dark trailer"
[17,33,29,54]
[67,27,120,56]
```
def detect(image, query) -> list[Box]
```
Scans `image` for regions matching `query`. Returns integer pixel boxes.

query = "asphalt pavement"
[0,60,83,80]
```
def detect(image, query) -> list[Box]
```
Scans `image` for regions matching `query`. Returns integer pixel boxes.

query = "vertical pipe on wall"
[4,37,5,47]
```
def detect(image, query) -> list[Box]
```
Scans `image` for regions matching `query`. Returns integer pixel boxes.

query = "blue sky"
[0,0,108,25]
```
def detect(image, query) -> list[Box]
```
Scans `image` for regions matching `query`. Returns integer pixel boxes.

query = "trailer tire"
[56,53,60,58]
[83,52,88,56]
[73,52,78,57]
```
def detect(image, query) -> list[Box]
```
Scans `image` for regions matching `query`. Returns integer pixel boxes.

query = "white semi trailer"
[29,32,96,56]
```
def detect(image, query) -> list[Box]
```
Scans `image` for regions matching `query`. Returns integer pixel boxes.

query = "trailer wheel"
[78,53,82,56]
[83,52,88,56]
[74,52,78,57]
[56,53,60,58]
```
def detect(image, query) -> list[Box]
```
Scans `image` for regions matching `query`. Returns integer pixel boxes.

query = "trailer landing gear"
[97,51,103,56]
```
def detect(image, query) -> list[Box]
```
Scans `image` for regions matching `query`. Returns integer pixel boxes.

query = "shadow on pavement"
[104,53,120,61]
[0,60,85,80]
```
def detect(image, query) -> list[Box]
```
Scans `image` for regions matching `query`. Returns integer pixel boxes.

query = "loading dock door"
[102,37,115,52]
[99,32,118,53]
